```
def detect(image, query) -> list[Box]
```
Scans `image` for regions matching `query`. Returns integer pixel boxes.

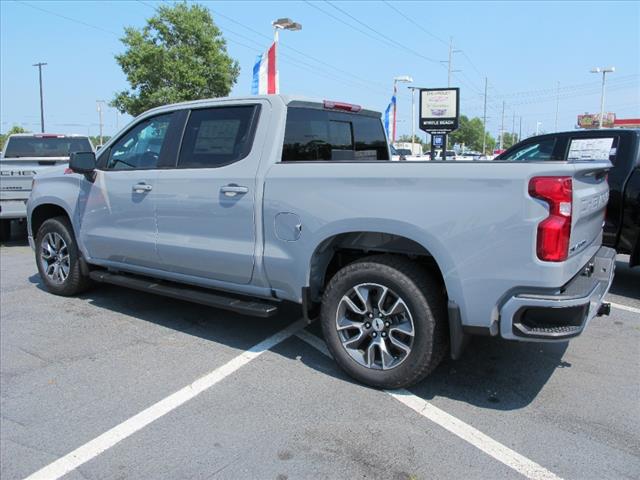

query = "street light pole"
[408,86,420,155]
[271,18,302,94]
[391,76,412,144]
[482,77,488,155]
[96,100,105,146]
[33,62,47,133]
[591,66,615,129]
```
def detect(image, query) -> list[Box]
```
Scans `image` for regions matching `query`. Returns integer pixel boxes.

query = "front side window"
[500,138,558,162]
[106,113,174,170]
[177,106,258,168]
[282,107,389,162]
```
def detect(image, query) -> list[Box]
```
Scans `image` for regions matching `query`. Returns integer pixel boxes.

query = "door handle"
[132,182,153,193]
[221,185,248,197]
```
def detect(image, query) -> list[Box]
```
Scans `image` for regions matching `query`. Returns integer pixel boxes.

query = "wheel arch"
[307,231,450,303]
[30,203,73,239]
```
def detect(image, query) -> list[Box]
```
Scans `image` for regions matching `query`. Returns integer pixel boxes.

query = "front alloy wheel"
[39,232,70,284]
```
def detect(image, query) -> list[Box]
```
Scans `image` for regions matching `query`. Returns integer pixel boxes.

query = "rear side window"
[499,138,558,161]
[4,136,92,158]
[178,105,259,168]
[567,137,618,162]
[282,107,389,161]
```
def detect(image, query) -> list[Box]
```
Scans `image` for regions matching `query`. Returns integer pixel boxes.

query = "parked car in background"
[496,129,640,266]
[0,133,94,240]
[27,95,614,388]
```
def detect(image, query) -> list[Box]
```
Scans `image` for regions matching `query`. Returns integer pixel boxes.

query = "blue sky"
[1,0,639,140]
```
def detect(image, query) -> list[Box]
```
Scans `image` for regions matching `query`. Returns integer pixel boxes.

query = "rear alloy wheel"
[321,255,448,389]
[336,283,415,370]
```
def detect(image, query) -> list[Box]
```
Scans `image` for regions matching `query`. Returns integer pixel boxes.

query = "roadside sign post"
[418,88,460,160]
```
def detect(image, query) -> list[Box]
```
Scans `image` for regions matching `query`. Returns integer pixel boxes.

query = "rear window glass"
[4,136,92,158]
[178,105,259,168]
[282,107,389,161]
[499,139,558,162]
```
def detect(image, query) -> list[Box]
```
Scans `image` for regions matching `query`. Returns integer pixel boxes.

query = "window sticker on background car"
[567,138,614,161]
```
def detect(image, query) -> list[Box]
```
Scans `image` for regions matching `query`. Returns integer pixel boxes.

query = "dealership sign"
[577,113,615,129]
[419,88,460,133]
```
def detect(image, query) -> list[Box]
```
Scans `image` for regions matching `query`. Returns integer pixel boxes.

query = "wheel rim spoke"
[335,282,415,371]
[341,295,366,315]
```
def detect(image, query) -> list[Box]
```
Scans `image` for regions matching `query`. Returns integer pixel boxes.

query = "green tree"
[1,125,29,151]
[112,2,240,116]
[500,132,520,149]
[449,115,495,153]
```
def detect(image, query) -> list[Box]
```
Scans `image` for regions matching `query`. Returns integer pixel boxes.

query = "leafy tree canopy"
[112,2,240,116]
[1,125,29,150]
[448,115,496,153]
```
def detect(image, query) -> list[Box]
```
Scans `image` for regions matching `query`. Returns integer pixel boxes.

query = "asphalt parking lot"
[1,223,639,480]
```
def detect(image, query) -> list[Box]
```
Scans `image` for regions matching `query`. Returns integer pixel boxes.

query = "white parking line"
[295,331,562,480]
[23,319,307,480]
[608,301,640,315]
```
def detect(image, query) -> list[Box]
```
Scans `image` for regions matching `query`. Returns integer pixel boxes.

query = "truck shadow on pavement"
[32,267,571,412]
[609,259,639,300]
[295,321,570,411]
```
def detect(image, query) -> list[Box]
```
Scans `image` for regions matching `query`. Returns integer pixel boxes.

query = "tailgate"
[0,158,67,199]
[570,161,611,259]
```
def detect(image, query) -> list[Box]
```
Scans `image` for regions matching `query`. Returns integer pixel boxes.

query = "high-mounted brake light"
[323,100,362,113]
[529,176,573,262]
[35,134,64,138]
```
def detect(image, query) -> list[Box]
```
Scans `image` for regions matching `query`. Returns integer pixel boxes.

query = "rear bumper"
[0,199,28,219]
[499,246,616,341]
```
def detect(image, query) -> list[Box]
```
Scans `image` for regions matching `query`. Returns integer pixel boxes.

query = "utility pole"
[511,111,516,146]
[519,116,522,141]
[554,81,560,131]
[499,100,505,150]
[482,77,488,155]
[96,100,105,146]
[444,37,461,87]
[32,62,47,133]
[591,67,615,129]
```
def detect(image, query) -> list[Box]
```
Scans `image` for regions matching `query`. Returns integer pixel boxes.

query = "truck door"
[154,103,265,285]
[78,112,178,269]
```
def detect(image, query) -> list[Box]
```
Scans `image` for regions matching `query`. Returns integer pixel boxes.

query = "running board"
[89,271,279,318]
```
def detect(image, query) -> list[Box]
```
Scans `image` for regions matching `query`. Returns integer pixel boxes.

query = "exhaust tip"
[597,302,611,317]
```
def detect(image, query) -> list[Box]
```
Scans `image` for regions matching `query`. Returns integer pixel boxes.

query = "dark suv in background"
[496,129,640,267]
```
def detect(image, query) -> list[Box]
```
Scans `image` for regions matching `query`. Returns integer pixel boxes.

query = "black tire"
[320,254,448,389]
[0,219,11,242]
[35,216,92,296]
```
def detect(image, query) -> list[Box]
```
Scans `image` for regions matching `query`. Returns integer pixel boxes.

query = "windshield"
[3,136,93,158]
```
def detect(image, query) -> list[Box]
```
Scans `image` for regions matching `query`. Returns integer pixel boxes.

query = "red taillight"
[323,100,362,112]
[529,176,573,262]
[64,168,74,175]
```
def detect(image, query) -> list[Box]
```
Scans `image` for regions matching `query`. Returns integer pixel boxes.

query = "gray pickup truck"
[0,133,94,240]
[27,95,615,388]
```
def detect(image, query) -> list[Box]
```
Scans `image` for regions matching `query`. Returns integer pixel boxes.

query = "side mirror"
[69,151,96,174]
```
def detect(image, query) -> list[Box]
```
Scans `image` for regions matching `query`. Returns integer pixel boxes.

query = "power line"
[14,0,119,36]
[321,1,441,64]
[381,1,448,46]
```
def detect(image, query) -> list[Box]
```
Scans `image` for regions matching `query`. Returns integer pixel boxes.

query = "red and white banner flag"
[251,42,278,94]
